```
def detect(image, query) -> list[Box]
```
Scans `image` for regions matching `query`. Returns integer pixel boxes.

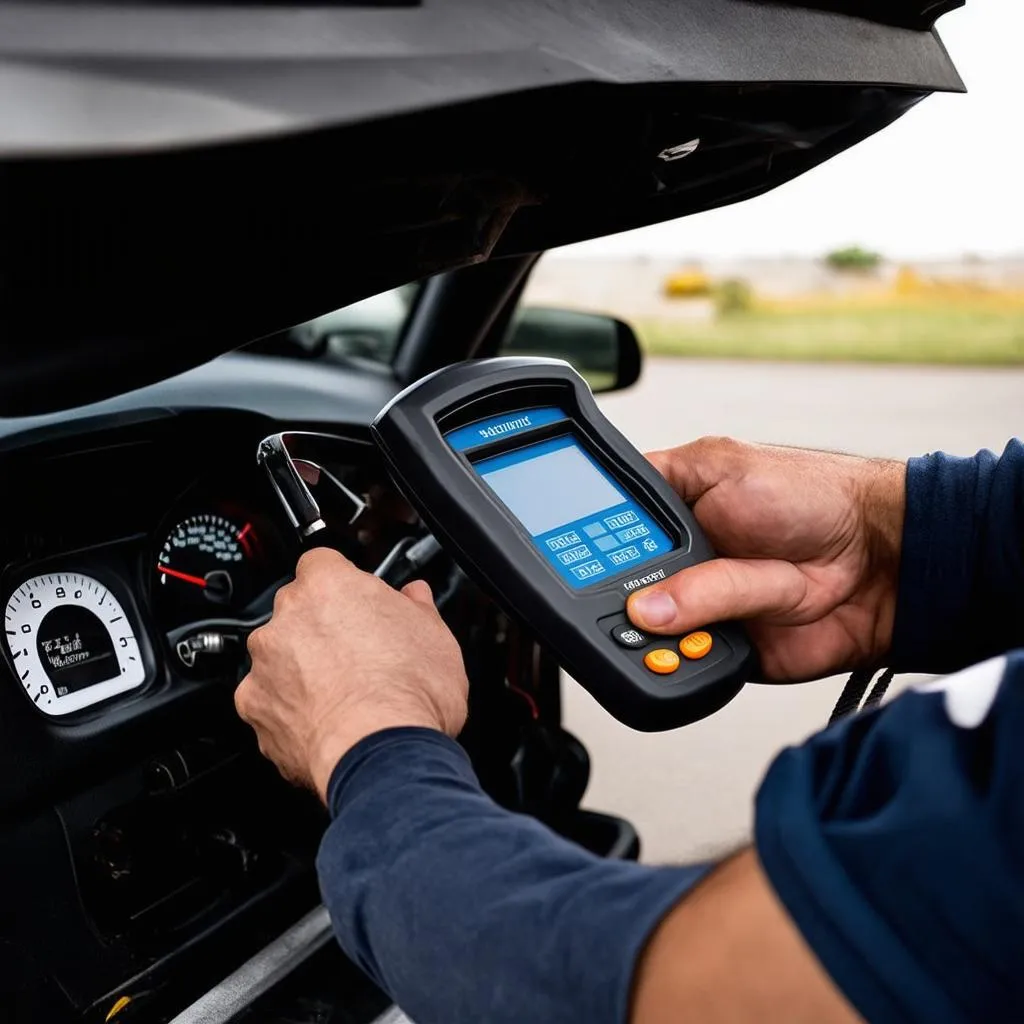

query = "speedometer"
[156,514,255,610]
[4,573,146,717]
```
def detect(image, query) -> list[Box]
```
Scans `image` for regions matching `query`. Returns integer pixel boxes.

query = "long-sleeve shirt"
[316,440,1024,1023]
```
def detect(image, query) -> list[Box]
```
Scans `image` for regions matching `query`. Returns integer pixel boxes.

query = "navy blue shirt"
[317,440,1024,1023]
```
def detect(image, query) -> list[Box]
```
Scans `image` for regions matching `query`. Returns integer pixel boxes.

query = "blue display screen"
[471,434,676,589]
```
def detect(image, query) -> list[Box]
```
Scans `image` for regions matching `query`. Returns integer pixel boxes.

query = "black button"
[611,623,651,649]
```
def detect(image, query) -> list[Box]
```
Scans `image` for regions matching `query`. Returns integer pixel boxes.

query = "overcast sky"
[563,3,1022,261]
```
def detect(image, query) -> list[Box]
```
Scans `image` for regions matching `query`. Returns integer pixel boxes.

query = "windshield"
[253,283,420,368]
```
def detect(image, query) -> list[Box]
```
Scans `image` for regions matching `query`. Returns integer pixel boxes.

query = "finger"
[645,449,676,479]
[401,578,439,613]
[645,437,744,504]
[294,546,355,578]
[234,673,255,720]
[626,557,810,634]
[272,581,293,616]
[246,623,268,659]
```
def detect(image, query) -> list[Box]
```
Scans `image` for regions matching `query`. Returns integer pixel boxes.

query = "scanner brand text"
[478,415,532,439]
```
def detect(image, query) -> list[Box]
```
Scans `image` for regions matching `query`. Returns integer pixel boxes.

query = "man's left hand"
[235,548,469,802]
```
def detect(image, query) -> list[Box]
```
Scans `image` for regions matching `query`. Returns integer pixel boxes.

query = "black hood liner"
[0,0,963,415]
[752,0,963,31]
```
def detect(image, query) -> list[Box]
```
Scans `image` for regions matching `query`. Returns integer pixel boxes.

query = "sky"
[562,3,1023,261]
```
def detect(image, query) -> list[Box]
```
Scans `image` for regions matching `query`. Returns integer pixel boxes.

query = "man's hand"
[627,437,905,682]
[235,548,468,801]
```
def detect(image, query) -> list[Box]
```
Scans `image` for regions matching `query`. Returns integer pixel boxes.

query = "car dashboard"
[0,354,634,1024]
[0,402,414,791]
[0,357,435,1022]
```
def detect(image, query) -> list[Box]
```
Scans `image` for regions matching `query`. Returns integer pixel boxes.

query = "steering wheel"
[257,431,443,588]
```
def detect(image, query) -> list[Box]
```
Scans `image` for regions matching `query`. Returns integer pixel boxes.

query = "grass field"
[638,301,1024,365]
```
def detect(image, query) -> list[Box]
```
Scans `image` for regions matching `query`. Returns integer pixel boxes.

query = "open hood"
[0,0,963,414]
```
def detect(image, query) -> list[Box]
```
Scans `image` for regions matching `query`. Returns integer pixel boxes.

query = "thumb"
[626,557,808,634]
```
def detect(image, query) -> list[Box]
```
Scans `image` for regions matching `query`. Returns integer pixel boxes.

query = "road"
[569,358,1024,863]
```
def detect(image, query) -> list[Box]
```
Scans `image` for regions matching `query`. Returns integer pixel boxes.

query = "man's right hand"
[627,437,906,682]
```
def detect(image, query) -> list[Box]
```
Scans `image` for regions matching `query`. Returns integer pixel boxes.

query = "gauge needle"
[237,521,255,557]
[157,565,208,588]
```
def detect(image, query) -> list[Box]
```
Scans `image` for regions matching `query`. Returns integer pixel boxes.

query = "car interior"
[1,263,654,1024]
[0,1,964,1021]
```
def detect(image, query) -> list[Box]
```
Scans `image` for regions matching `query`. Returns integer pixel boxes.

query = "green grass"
[637,304,1024,365]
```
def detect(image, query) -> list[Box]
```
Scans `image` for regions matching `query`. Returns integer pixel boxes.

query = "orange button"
[644,648,680,675]
[680,631,713,660]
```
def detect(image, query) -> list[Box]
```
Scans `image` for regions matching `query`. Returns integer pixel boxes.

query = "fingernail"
[631,591,676,627]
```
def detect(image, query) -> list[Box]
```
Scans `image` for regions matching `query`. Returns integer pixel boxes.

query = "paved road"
[568,358,1024,863]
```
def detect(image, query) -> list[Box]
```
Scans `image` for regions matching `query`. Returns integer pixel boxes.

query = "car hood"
[0,0,964,414]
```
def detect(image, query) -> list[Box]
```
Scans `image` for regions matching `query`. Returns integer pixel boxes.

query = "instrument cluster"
[0,411,427,728]
[1,481,292,718]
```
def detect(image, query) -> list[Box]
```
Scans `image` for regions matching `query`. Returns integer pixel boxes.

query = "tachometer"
[156,514,256,609]
[4,573,146,716]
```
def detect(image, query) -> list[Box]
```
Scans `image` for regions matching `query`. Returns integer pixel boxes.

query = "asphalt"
[565,358,1024,863]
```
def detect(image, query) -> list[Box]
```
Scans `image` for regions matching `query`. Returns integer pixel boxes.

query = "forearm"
[891,439,1024,672]
[317,727,861,1024]
[632,850,859,1024]
[317,728,705,1024]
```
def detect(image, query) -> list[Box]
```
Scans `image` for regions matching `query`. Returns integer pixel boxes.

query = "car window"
[257,283,420,367]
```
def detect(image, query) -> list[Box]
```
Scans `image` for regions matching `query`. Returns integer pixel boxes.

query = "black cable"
[829,666,897,724]
[862,666,895,710]
[828,668,874,725]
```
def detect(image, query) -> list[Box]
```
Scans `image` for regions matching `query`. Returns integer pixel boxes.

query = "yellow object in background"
[663,269,712,299]
[894,265,926,296]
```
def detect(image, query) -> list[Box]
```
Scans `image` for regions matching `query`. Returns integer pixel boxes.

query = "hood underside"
[0,0,964,414]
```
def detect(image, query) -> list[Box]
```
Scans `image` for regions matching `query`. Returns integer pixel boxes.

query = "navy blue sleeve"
[756,651,1024,1023]
[891,439,1024,672]
[317,727,707,1024]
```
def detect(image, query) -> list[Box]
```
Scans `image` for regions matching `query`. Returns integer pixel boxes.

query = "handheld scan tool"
[372,358,752,731]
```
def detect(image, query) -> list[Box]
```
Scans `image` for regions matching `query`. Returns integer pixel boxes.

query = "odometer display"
[4,573,145,716]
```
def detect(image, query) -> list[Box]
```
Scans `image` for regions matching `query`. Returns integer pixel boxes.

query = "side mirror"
[499,306,642,394]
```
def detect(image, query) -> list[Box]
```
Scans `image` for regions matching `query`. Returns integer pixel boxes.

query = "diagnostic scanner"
[372,357,751,731]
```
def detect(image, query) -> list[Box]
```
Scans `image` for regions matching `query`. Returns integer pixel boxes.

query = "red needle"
[237,521,255,557]
[157,565,208,588]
